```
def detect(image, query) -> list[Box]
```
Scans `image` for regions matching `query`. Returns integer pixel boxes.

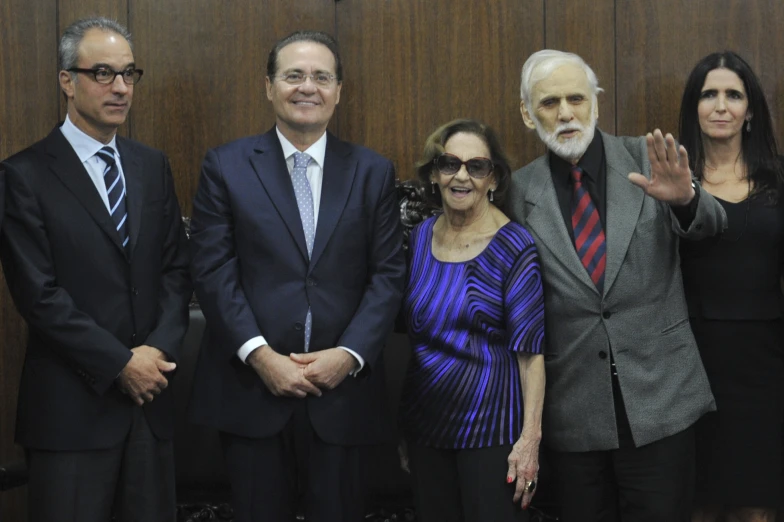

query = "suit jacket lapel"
[602,131,645,295]
[310,133,356,270]
[523,157,598,293]
[117,138,143,259]
[43,127,127,255]
[249,130,310,262]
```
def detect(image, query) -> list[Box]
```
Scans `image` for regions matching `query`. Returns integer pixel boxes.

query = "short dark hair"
[679,51,783,201]
[415,119,512,214]
[59,17,132,72]
[266,31,343,82]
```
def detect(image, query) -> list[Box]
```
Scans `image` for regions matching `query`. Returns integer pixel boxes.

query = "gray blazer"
[508,131,727,452]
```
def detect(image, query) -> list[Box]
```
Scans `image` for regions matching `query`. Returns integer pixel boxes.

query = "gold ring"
[525,479,537,493]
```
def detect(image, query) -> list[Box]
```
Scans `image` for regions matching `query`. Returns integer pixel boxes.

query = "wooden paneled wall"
[2,1,783,518]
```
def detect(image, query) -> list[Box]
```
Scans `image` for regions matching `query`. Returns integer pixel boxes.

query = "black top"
[680,179,784,320]
[549,131,698,241]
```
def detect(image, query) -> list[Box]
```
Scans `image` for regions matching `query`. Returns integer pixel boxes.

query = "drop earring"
[746,119,752,132]
[431,182,436,194]
[489,189,495,202]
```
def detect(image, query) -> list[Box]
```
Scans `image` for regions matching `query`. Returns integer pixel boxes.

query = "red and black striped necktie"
[570,166,606,292]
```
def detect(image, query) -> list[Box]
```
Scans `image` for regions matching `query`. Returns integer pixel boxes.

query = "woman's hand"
[507,433,540,510]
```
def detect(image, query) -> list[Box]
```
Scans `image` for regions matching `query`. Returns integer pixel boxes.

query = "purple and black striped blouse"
[399,216,545,449]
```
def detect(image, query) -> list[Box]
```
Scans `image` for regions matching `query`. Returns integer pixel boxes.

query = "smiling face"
[265,41,341,145]
[521,63,598,163]
[698,67,750,144]
[58,28,134,143]
[431,132,496,214]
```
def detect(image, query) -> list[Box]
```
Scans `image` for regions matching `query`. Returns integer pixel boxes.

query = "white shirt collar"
[275,127,327,169]
[60,114,119,163]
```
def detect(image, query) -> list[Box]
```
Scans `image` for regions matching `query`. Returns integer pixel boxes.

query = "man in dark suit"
[508,50,727,522]
[189,31,406,521]
[0,17,190,522]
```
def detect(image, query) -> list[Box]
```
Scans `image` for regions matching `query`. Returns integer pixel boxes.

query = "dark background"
[2,0,784,518]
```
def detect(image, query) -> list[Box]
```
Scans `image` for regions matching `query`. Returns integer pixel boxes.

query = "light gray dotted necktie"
[292,152,314,351]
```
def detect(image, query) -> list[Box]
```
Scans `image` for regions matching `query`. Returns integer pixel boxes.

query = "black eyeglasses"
[67,66,144,85]
[434,153,494,179]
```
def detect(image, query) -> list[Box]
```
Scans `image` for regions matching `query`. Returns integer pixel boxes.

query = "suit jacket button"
[131,287,139,296]
[294,322,303,331]
[598,351,608,359]
[306,278,317,287]
[602,311,611,319]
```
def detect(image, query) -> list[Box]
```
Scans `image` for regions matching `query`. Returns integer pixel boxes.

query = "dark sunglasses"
[434,153,494,179]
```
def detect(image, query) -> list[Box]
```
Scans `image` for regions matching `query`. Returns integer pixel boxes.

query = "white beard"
[533,112,597,163]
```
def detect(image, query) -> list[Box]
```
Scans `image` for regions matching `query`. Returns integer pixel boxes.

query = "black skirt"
[691,317,784,508]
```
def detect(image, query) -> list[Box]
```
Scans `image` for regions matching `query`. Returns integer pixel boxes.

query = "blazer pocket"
[660,317,690,335]
[340,206,366,223]
[142,196,166,208]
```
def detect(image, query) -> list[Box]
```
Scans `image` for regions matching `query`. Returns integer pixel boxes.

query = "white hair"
[519,50,603,113]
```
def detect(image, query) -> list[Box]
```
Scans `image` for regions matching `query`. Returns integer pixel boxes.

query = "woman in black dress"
[679,51,784,522]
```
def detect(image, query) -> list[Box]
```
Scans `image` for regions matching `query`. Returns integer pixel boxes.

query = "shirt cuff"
[670,180,700,230]
[237,336,268,364]
[338,346,364,376]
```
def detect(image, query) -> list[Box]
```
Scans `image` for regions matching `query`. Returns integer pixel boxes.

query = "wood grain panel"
[57,0,129,133]
[129,0,334,215]
[0,1,58,519]
[0,4,59,160]
[545,0,616,134]
[336,0,545,180]
[617,0,784,145]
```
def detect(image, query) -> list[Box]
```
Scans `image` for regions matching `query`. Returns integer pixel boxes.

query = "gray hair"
[59,17,132,71]
[519,50,603,112]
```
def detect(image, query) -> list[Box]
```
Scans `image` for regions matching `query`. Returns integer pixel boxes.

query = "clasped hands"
[117,345,176,406]
[628,129,696,206]
[248,345,357,398]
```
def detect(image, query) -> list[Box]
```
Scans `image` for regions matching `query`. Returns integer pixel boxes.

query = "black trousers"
[546,425,695,522]
[27,407,176,522]
[221,400,365,522]
[407,442,529,522]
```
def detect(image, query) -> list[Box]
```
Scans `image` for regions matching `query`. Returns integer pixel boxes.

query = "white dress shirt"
[237,128,365,373]
[59,115,125,214]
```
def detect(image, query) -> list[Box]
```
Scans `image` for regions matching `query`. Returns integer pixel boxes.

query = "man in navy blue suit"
[189,31,406,521]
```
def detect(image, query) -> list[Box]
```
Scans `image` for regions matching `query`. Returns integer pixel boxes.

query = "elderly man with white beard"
[508,50,727,522]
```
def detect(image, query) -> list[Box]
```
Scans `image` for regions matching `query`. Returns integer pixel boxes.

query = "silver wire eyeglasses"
[275,72,337,87]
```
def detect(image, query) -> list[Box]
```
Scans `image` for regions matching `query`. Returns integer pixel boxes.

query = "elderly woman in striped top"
[399,119,546,522]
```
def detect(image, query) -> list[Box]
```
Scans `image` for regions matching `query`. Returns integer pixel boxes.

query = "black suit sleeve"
[141,155,191,364]
[0,166,5,230]
[0,161,132,395]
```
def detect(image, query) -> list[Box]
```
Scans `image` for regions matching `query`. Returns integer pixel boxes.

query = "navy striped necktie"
[96,146,130,252]
[571,166,606,292]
